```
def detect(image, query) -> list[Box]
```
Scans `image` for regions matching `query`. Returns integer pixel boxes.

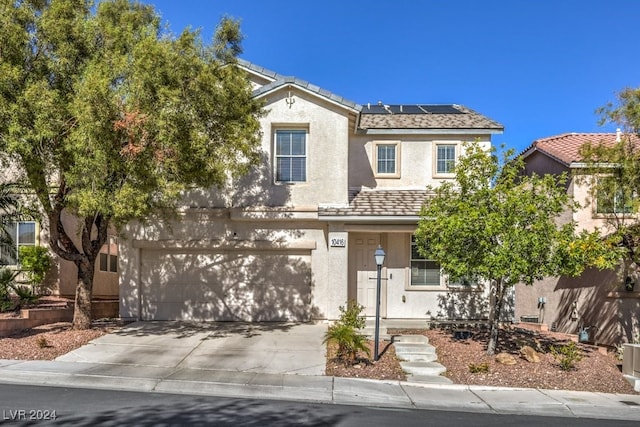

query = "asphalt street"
[0,383,637,427]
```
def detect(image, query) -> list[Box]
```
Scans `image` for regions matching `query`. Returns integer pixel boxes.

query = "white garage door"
[140,250,312,321]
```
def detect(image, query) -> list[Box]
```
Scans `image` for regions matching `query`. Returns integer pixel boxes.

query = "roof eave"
[357,128,504,135]
[319,215,420,222]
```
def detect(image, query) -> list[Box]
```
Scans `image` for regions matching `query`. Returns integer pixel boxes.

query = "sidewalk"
[0,358,639,421]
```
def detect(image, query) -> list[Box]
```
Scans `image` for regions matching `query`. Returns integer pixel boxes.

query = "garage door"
[140,250,312,321]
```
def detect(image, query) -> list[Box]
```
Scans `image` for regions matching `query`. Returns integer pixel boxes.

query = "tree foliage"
[580,88,640,272]
[0,0,263,328]
[416,143,619,355]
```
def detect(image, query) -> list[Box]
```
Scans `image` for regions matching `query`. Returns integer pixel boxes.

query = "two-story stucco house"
[516,132,640,345]
[118,61,504,322]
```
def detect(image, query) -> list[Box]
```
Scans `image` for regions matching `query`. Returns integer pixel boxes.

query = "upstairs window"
[0,221,36,265]
[436,144,456,174]
[596,177,634,215]
[374,142,400,178]
[275,130,306,183]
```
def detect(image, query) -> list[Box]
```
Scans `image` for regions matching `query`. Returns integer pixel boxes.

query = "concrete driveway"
[56,321,328,376]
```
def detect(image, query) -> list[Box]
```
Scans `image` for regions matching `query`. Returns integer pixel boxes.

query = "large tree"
[0,0,263,328]
[416,143,618,355]
[580,88,640,285]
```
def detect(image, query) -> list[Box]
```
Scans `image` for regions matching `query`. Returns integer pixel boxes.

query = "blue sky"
[148,0,640,154]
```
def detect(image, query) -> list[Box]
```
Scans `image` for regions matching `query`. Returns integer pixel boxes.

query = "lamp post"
[373,245,386,361]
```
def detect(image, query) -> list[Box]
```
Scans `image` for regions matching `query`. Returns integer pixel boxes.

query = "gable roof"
[357,104,504,134]
[520,132,640,167]
[238,59,361,112]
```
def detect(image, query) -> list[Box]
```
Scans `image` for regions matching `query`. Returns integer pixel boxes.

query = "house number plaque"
[330,238,346,247]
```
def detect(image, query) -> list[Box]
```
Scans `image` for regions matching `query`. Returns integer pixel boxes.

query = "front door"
[351,234,384,317]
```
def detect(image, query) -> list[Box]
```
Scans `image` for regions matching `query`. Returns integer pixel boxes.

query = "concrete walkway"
[0,321,638,421]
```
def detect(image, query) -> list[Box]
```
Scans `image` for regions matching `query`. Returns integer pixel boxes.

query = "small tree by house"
[416,143,619,355]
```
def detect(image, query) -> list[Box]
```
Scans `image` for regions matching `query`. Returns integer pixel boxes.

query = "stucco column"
[118,236,140,321]
[326,223,349,320]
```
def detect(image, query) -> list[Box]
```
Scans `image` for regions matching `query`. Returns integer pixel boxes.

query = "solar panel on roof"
[395,105,424,114]
[361,104,465,114]
[420,105,463,114]
[362,105,389,114]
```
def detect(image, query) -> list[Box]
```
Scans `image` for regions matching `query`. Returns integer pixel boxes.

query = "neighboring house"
[0,173,118,299]
[118,60,504,322]
[516,132,640,345]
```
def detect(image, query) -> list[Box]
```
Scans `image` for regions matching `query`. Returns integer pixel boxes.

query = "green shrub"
[19,246,52,292]
[337,300,366,330]
[468,362,490,374]
[13,284,39,305]
[324,323,370,365]
[0,268,18,312]
[323,300,370,365]
[551,341,583,371]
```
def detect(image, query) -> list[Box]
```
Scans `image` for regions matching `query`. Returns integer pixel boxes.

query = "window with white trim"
[596,176,633,215]
[98,236,118,273]
[0,221,36,265]
[410,235,441,287]
[374,141,400,178]
[436,144,456,174]
[275,130,306,183]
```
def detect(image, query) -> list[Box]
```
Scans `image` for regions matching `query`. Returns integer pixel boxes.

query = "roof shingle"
[319,189,431,217]
[357,104,503,131]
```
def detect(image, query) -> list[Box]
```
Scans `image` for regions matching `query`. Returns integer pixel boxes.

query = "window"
[448,276,479,288]
[98,236,118,273]
[0,221,36,265]
[436,144,456,174]
[410,235,441,287]
[373,142,400,178]
[275,130,306,182]
[596,177,633,214]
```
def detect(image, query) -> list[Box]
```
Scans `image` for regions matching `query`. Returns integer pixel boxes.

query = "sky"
[148,0,640,154]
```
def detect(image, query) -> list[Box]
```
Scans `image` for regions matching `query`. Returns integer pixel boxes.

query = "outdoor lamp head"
[374,245,386,266]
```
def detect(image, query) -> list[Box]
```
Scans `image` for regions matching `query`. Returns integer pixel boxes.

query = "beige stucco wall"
[256,88,352,207]
[349,135,491,190]
[515,267,639,346]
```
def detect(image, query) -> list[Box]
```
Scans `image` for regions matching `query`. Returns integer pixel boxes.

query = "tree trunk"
[72,258,94,330]
[486,278,505,355]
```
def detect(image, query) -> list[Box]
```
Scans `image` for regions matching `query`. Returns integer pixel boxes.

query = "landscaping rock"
[495,352,517,365]
[520,345,541,363]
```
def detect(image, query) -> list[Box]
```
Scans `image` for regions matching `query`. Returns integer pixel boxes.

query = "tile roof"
[357,104,504,131]
[237,59,281,81]
[520,132,640,166]
[319,189,431,217]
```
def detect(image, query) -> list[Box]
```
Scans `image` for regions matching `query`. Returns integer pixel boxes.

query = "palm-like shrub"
[323,300,370,365]
[0,268,18,311]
